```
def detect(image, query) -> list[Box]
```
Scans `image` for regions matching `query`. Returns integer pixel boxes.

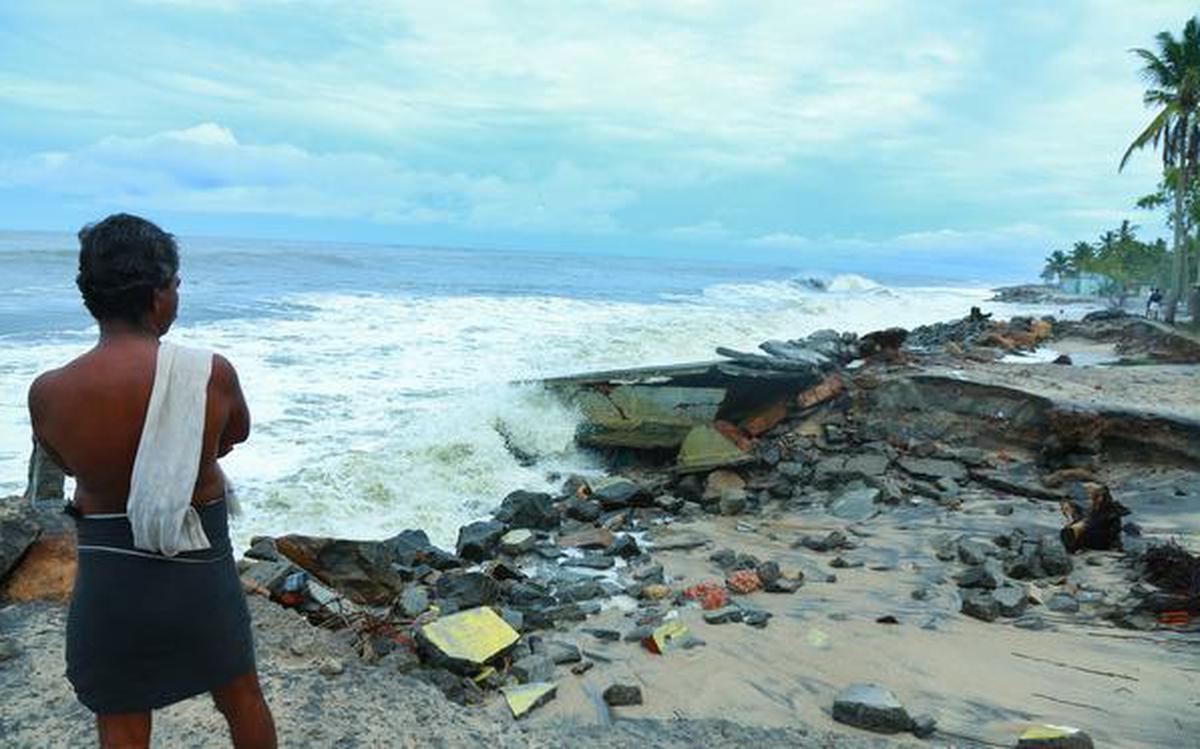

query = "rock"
[605,534,641,558]
[3,532,75,602]
[677,425,752,473]
[499,607,525,632]
[418,606,520,674]
[993,585,1029,617]
[842,454,891,479]
[502,682,558,719]
[495,490,559,530]
[0,503,38,571]
[558,527,615,550]
[240,560,295,597]
[499,529,536,556]
[640,583,671,601]
[511,653,556,683]
[571,660,595,676]
[703,470,747,505]
[910,713,937,739]
[797,530,851,552]
[541,640,582,665]
[1016,725,1095,748]
[710,548,737,569]
[456,520,506,563]
[756,561,782,586]
[317,657,344,677]
[584,628,621,642]
[742,608,771,628]
[418,667,485,705]
[828,485,881,522]
[562,554,615,570]
[832,683,913,734]
[556,579,606,603]
[957,538,992,566]
[957,559,1005,589]
[764,575,803,593]
[275,533,413,605]
[632,563,665,584]
[1046,592,1080,613]
[719,493,748,515]
[435,572,500,609]
[591,478,645,509]
[602,684,644,707]
[564,498,602,523]
[703,606,744,624]
[898,457,967,482]
[961,591,1000,622]
[1038,535,1074,576]
[245,536,281,562]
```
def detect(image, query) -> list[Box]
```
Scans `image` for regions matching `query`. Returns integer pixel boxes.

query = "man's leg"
[96,712,151,749]
[212,670,277,749]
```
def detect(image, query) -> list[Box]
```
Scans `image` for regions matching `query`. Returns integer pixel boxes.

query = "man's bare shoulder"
[210,353,241,390]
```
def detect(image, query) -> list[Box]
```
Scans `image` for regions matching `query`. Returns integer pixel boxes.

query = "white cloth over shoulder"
[127,342,214,556]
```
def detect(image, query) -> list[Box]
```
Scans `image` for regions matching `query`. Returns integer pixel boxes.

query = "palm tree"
[1041,250,1071,285]
[1120,17,1200,323]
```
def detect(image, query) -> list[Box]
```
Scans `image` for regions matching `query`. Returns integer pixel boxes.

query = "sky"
[0,1,1196,277]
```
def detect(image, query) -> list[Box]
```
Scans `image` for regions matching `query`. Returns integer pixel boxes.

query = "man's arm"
[214,354,250,457]
[27,372,72,475]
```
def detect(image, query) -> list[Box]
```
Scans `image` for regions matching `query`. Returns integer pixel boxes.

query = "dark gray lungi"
[66,498,255,713]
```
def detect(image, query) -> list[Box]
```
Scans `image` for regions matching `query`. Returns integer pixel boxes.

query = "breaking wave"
[1,264,1014,549]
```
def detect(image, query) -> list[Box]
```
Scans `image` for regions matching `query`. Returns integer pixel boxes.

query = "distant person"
[1146,287,1163,320]
[27,214,276,748]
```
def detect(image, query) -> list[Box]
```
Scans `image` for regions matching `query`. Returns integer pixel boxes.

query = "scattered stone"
[993,585,1029,617]
[435,571,500,609]
[957,538,992,565]
[957,559,1005,590]
[703,470,747,506]
[556,579,606,603]
[455,520,507,563]
[499,529,536,555]
[502,682,558,719]
[499,607,525,632]
[570,660,594,676]
[542,640,582,665]
[1016,725,1094,748]
[558,528,615,550]
[961,591,1000,622]
[632,563,665,584]
[897,457,967,483]
[653,494,684,513]
[828,485,881,522]
[603,684,644,707]
[591,478,645,509]
[274,533,417,605]
[832,683,913,734]
[830,556,864,569]
[561,554,615,570]
[245,536,281,562]
[584,628,621,642]
[399,585,430,618]
[742,608,771,628]
[605,534,640,558]
[1046,592,1080,614]
[511,653,556,683]
[710,548,737,569]
[703,606,744,624]
[240,560,294,597]
[495,490,559,530]
[764,575,803,594]
[798,530,851,553]
[564,498,602,523]
[755,561,781,586]
[910,713,938,739]
[317,657,344,677]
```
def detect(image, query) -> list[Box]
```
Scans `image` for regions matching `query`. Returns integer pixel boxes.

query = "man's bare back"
[28,325,250,515]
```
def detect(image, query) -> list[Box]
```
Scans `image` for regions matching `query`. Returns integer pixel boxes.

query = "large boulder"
[832,683,913,734]
[276,532,448,605]
[456,520,506,562]
[0,498,40,582]
[494,490,559,530]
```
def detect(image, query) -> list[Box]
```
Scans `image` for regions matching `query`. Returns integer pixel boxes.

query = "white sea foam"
[0,275,1043,549]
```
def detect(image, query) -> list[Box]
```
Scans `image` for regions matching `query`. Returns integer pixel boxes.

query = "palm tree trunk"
[1167,162,1187,323]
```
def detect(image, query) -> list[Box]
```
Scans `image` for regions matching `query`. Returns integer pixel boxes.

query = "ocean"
[0,231,1054,550]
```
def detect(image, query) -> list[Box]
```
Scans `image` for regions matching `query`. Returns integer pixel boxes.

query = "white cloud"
[0,124,636,233]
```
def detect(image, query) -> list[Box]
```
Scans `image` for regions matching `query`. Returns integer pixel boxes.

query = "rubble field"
[2,309,1199,748]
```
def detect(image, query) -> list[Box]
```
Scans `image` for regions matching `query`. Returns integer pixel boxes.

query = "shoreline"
[3,307,1199,747]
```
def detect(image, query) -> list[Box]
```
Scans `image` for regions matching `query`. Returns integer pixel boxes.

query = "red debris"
[683,581,729,610]
[726,570,762,595]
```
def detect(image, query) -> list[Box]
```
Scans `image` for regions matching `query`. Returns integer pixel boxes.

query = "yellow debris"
[1020,725,1080,740]
[650,619,691,653]
[502,682,557,719]
[420,606,518,666]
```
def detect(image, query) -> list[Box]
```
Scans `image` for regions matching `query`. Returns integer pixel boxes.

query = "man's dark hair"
[76,214,179,322]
